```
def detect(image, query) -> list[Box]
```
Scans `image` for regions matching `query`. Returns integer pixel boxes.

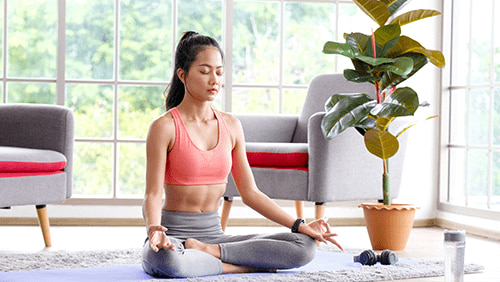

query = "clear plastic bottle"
[444,230,466,282]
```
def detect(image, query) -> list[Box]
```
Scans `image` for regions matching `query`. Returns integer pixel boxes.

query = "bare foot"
[222,263,277,274]
[185,238,221,259]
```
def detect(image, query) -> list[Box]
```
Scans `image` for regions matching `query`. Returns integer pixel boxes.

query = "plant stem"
[383,159,390,205]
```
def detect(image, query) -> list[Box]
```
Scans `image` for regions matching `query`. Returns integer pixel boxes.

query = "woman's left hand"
[300,218,344,251]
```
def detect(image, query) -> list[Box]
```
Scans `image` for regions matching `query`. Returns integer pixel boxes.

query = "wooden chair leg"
[36,205,52,247]
[294,201,304,219]
[315,202,326,220]
[220,197,233,232]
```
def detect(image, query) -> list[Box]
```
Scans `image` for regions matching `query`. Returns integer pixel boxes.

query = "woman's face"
[178,46,223,104]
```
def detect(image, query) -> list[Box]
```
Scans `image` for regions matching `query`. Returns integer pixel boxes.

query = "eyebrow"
[197,63,223,69]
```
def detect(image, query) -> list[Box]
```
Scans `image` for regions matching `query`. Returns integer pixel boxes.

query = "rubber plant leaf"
[371,87,419,117]
[389,9,441,26]
[376,116,395,131]
[380,52,428,91]
[323,41,358,59]
[364,128,399,159]
[386,36,445,68]
[380,0,411,16]
[344,69,381,83]
[346,33,370,55]
[353,0,391,26]
[321,94,377,139]
[368,56,414,76]
[365,24,401,58]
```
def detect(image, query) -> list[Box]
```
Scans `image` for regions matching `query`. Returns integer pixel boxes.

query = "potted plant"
[320,0,445,250]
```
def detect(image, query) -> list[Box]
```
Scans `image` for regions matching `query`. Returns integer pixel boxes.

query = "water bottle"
[444,230,466,282]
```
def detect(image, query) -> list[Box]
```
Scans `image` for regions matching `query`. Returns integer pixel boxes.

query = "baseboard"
[436,218,500,241]
[0,217,435,228]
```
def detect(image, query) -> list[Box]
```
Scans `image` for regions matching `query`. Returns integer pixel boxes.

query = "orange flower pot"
[360,203,420,251]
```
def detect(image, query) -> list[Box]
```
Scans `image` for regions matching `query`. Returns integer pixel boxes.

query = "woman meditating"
[142,31,343,278]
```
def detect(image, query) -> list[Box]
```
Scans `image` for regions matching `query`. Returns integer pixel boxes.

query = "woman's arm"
[226,114,343,250]
[142,115,174,251]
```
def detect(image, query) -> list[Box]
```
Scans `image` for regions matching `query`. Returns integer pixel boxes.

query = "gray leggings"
[142,210,317,278]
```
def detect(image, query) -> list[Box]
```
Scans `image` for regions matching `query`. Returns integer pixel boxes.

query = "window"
[442,0,500,216]
[1,0,363,201]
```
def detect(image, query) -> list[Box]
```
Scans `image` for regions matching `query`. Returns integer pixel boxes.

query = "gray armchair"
[0,103,74,247]
[221,74,406,229]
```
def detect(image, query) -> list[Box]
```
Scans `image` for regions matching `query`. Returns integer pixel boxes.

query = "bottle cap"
[444,230,465,242]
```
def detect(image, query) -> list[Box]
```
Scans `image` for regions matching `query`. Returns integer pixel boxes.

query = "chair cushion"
[0,146,67,178]
[246,142,308,171]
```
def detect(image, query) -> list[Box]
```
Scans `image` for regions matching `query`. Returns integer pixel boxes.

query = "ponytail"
[165,31,223,110]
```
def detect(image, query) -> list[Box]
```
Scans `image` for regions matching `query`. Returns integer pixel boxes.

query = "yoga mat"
[0,251,413,282]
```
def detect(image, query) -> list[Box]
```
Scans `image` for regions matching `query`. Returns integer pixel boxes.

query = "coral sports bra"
[164,107,232,185]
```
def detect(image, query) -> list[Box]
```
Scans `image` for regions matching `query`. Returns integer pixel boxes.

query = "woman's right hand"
[148,225,175,252]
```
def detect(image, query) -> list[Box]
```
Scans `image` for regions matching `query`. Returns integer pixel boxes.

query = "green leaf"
[389,9,441,26]
[344,69,380,83]
[321,94,377,139]
[386,36,445,68]
[364,129,399,159]
[323,41,357,59]
[366,24,401,58]
[376,116,394,131]
[368,56,413,76]
[353,0,391,26]
[346,33,370,55]
[380,0,411,16]
[371,87,419,117]
[380,53,428,90]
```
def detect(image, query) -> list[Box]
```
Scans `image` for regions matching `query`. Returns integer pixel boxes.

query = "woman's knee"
[292,233,317,266]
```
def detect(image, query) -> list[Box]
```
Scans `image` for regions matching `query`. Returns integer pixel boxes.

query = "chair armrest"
[0,103,75,196]
[307,112,405,203]
[234,114,299,142]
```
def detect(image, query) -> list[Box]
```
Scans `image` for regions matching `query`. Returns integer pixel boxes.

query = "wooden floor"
[0,225,498,281]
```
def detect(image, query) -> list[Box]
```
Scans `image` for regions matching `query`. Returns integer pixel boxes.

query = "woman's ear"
[177,68,185,84]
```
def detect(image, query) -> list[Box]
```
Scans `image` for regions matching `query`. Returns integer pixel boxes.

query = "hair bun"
[179,31,199,42]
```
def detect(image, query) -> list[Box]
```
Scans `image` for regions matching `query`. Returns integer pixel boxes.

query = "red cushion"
[247,152,308,167]
[0,171,65,178]
[0,161,66,172]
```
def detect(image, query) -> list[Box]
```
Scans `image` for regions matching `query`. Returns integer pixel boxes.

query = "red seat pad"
[0,146,67,178]
[245,142,308,170]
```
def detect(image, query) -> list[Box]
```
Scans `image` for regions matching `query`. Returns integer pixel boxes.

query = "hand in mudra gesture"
[301,218,344,251]
[148,225,175,252]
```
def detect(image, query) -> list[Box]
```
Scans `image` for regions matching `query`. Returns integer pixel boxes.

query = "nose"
[209,71,219,86]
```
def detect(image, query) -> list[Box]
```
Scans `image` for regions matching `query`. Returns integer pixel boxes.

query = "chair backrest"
[292,73,376,143]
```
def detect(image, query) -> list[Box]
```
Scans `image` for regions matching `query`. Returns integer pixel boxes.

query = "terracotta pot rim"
[359,203,420,211]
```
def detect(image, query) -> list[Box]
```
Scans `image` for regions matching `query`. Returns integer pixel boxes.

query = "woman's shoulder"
[217,110,241,129]
[148,111,176,139]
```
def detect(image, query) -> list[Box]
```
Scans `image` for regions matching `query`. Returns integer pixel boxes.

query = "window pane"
[0,2,3,77]
[66,0,114,79]
[66,84,114,138]
[283,2,336,85]
[8,0,57,78]
[73,142,113,197]
[468,149,488,208]
[232,88,278,114]
[233,0,279,84]
[449,89,467,145]
[468,88,489,146]
[120,0,172,81]
[177,0,222,42]
[495,1,500,83]
[448,148,466,205]
[470,0,492,85]
[492,151,500,210]
[7,82,56,104]
[450,0,470,86]
[493,88,500,145]
[118,86,164,139]
[118,143,145,197]
[283,88,306,114]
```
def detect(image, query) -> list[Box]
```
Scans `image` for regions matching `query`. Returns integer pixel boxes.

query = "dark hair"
[165,31,224,110]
